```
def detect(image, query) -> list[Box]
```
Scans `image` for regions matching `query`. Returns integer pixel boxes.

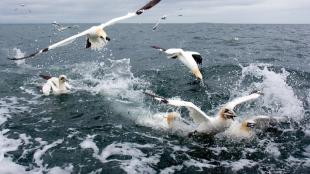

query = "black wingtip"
[136,0,161,15]
[150,45,166,51]
[7,48,45,61]
[250,90,264,95]
[39,74,52,80]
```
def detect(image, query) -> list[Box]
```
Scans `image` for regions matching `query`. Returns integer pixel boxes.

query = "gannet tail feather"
[39,74,52,80]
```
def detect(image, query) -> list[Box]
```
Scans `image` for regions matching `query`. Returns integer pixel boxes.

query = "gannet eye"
[247,122,256,128]
[100,36,104,39]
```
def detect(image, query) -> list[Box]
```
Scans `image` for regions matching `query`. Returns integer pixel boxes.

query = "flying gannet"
[151,46,203,80]
[144,90,263,135]
[152,15,167,30]
[8,0,161,60]
[40,74,71,96]
[52,21,79,32]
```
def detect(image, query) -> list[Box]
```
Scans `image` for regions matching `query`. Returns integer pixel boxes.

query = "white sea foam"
[231,159,257,172]
[160,165,183,174]
[183,159,216,171]
[11,48,26,66]
[265,142,281,158]
[239,64,304,120]
[33,139,64,167]
[80,136,160,174]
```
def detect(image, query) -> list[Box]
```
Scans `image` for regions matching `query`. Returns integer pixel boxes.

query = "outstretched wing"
[9,0,161,61]
[224,91,263,111]
[144,91,211,124]
[8,29,91,60]
[99,0,161,29]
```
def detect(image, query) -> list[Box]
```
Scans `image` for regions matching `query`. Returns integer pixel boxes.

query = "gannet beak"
[223,109,237,120]
[192,68,203,80]
[246,122,256,128]
[106,37,111,41]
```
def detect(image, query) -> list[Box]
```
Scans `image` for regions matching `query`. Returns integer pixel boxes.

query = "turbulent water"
[0,23,310,173]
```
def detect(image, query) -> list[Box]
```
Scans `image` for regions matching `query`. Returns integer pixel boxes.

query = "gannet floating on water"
[40,74,71,96]
[144,90,263,135]
[52,21,79,32]
[151,46,203,80]
[227,115,286,138]
[8,0,161,60]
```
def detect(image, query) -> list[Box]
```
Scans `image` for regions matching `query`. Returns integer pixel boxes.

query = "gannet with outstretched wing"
[8,0,161,60]
[40,74,71,96]
[151,46,203,80]
[144,90,263,135]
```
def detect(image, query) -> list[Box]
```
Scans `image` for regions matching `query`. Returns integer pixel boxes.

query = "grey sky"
[1,0,310,24]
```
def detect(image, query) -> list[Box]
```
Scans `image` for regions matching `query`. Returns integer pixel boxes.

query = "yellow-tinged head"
[192,68,203,80]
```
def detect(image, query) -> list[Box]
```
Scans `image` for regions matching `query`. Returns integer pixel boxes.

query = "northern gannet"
[52,21,79,32]
[227,115,286,138]
[151,46,203,80]
[152,15,167,30]
[40,74,71,96]
[8,0,161,60]
[144,90,263,135]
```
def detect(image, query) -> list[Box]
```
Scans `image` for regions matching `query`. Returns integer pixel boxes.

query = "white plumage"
[9,0,161,60]
[42,75,71,96]
[151,46,203,80]
[144,90,263,135]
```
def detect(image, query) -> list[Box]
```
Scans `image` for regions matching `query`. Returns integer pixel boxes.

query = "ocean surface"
[0,23,310,173]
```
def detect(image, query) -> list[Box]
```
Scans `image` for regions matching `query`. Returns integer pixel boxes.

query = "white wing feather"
[48,29,91,50]
[165,99,211,124]
[224,93,262,111]
[100,13,137,29]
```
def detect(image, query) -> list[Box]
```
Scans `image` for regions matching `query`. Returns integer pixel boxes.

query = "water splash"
[237,63,304,120]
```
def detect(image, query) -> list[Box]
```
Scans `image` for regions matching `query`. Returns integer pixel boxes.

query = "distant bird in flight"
[152,14,167,30]
[52,21,79,32]
[8,0,161,60]
[40,75,71,96]
[144,90,263,135]
[151,46,203,80]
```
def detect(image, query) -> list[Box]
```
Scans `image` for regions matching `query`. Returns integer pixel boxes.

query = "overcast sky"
[1,0,310,24]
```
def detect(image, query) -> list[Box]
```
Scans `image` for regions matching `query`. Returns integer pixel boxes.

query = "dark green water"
[0,24,310,173]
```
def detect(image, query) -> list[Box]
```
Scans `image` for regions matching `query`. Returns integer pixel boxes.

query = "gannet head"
[241,120,256,133]
[220,108,237,121]
[192,68,203,80]
[58,75,68,83]
[96,28,110,43]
